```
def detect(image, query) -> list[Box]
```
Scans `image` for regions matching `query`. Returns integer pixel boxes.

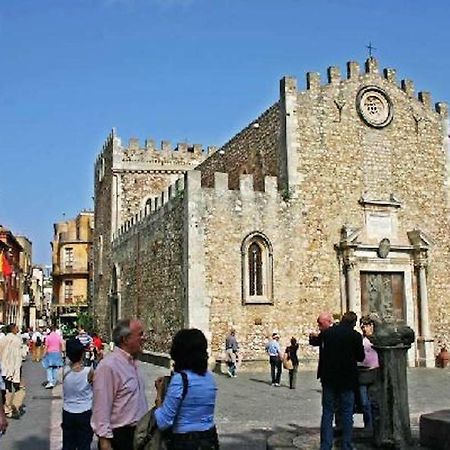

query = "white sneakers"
[44,382,54,389]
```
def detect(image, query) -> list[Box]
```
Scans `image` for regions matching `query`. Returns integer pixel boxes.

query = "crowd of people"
[0,322,105,445]
[225,312,379,450]
[0,310,380,450]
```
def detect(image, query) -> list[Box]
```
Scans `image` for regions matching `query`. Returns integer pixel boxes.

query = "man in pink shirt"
[91,319,148,450]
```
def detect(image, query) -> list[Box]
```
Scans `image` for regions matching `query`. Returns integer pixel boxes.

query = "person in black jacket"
[319,311,364,450]
[309,312,334,380]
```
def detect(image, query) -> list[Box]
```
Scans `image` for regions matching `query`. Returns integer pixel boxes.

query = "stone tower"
[92,129,215,336]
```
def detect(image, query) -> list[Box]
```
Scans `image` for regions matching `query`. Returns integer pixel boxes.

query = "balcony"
[53,295,88,307]
[52,264,90,276]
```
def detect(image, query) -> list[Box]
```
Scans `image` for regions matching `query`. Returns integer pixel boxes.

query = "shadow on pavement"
[220,428,268,450]
[248,377,272,386]
[6,435,49,450]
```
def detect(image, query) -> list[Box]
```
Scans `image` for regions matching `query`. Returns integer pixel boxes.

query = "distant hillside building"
[51,211,94,322]
[93,58,449,368]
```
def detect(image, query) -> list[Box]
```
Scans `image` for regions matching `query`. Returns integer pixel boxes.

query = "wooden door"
[360,272,405,321]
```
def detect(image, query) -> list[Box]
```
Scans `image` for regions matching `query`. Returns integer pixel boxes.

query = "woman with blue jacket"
[154,328,219,450]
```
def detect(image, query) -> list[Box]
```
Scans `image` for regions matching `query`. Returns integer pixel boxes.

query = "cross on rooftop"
[366,42,377,58]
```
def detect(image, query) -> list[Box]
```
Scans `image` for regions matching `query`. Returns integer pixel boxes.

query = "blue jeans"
[269,356,282,384]
[359,384,373,429]
[320,384,354,450]
[47,366,58,385]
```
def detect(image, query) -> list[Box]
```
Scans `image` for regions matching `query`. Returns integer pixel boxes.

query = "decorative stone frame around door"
[335,200,434,367]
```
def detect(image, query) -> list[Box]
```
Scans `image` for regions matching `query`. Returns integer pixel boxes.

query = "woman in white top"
[62,338,94,450]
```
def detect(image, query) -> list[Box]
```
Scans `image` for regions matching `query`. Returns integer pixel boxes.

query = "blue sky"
[0,0,449,264]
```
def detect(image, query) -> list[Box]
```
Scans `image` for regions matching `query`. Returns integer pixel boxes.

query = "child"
[61,338,94,450]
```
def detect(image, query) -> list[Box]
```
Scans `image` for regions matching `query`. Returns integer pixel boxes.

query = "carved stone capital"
[414,260,428,270]
[344,253,358,270]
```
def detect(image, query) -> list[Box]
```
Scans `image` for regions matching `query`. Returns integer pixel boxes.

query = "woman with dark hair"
[357,315,379,431]
[284,337,299,389]
[154,328,219,449]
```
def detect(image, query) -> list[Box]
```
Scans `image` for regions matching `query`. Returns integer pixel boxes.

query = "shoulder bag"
[134,371,188,450]
[283,354,294,370]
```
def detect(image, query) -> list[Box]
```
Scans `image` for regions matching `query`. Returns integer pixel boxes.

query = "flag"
[2,253,12,277]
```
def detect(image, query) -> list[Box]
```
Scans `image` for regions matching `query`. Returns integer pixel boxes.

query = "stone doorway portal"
[360,272,405,322]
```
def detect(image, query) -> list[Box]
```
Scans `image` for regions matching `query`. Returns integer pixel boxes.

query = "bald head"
[317,312,333,331]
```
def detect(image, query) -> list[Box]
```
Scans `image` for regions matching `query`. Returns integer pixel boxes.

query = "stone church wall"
[197,103,280,191]
[94,57,450,365]
[112,188,186,353]
[92,131,116,335]
[291,59,450,352]
[185,171,326,363]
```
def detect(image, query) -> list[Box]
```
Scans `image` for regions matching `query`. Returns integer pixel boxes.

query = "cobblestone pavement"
[4,358,450,449]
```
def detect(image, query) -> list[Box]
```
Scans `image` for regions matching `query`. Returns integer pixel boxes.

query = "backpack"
[134,371,188,450]
[35,336,42,347]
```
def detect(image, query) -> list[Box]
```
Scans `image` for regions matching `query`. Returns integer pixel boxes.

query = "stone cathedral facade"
[93,58,450,368]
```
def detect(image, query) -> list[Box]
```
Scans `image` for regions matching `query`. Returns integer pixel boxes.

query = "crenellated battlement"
[118,136,216,165]
[299,57,447,116]
[95,128,217,178]
[113,170,279,243]
[95,128,115,165]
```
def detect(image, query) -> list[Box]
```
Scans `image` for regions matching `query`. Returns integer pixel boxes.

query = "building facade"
[0,226,24,325]
[51,211,94,321]
[16,235,33,329]
[93,58,449,368]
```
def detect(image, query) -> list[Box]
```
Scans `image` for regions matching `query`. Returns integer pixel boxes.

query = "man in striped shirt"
[76,328,93,349]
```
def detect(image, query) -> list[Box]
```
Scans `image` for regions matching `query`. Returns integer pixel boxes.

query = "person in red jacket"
[91,333,104,368]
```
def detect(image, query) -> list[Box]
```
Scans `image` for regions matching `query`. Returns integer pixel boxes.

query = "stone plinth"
[420,410,450,449]
[372,345,412,448]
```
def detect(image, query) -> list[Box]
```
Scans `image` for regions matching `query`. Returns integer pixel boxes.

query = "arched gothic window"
[248,242,263,296]
[242,232,273,304]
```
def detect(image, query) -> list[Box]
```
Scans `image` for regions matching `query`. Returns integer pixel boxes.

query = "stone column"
[372,321,415,449]
[416,261,434,367]
[344,255,358,312]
